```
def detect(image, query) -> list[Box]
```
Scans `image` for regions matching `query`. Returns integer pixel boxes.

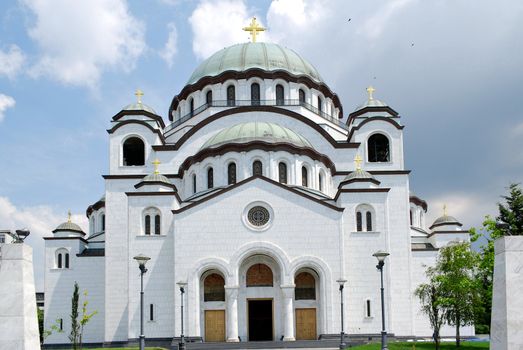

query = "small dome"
[344,169,376,182]
[188,42,324,85]
[53,221,85,234]
[123,102,157,115]
[430,215,463,229]
[201,122,313,150]
[142,173,171,185]
[353,98,388,112]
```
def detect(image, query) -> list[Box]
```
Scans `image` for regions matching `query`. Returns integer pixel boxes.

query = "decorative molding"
[112,109,165,128]
[107,120,166,144]
[334,188,390,201]
[44,236,88,243]
[347,116,404,141]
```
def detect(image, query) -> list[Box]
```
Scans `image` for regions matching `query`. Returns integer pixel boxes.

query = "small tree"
[415,267,446,350]
[69,282,97,350]
[436,242,481,347]
[497,183,523,236]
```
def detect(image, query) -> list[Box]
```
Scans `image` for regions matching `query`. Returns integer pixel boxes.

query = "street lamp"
[336,278,348,349]
[133,254,150,350]
[1,228,31,243]
[373,250,389,350]
[177,281,188,350]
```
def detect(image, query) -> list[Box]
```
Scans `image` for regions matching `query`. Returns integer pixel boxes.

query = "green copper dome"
[188,42,324,85]
[201,122,313,150]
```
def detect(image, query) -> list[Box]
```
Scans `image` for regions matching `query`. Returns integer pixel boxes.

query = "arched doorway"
[294,269,319,340]
[200,271,226,342]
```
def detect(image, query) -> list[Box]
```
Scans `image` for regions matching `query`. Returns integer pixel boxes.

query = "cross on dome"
[443,204,447,216]
[135,89,144,104]
[67,210,72,223]
[152,159,161,174]
[242,17,265,43]
[354,154,363,170]
[366,86,376,101]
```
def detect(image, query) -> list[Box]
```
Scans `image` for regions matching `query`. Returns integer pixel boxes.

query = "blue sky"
[0,0,522,290]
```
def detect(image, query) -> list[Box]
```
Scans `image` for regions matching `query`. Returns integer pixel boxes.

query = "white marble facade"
[43,41,474,346]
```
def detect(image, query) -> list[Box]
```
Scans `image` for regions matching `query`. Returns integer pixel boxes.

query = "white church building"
[43,36,473,346]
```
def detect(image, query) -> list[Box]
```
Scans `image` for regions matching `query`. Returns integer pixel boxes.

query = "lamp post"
[1,228,30,243]
[336,278,348,349]
[133,254,150,350]
[373,250,390,350]
[177,281,188,350]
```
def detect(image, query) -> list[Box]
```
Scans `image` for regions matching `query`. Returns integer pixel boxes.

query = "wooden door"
[295,308,316,340]
[205,310,225,342]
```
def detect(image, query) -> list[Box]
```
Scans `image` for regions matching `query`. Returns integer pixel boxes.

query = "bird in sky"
[348,18,351,22]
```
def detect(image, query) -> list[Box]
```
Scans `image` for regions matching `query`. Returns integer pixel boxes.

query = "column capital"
[225,285,239,298]
[280,284,295,298]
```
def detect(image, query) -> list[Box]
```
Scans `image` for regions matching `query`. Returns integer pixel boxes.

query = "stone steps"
[170,340,364,350]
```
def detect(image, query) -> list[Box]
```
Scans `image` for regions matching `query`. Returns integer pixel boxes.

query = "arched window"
[227,85,235,106]
[368,134,390,162]
[295,272,316,300]
[246,264,273,287]
[276,84,284,105]
[252,160,263,176]
[57,253,62,268]
[206,90,213,106]
[56,248,69,269]
[251,83,260,106]
[145,215,151,235]
[299,89,306,105]
[317,96,323,112]
[192,174,197,193]
[356,212,363,232]
[123,137,145,166]
[207,167,214,189]
[228,162,237,185]
[410,210,413,226]
[366,211,373,231]
[189,98,194,116]
[301,166,308,187]
[204,273,225,301]
[65,253,69,268]
[155,215,161,235]
[318,173,324,192]
[101,214,105,232]
[278,162,287,184]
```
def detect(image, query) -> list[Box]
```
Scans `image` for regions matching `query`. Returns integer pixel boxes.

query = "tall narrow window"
[251,83,260,106]
[278,162,287,184]
[410,210,413,226]
[356,212,362,232]
[189,98,194,116]
[319,173,323,192]
[59,318,63,331]
[366,299,372,317]
[149,304,154,321]
[228,163,237,185]
[57,253,63,268]
[145,215,151,235]
[366,211,373,231]
[317,96,323,112]
[206,90,213,106]
[227,85,235,106]
[301,166,308,187]
[368,134,390,162]
[123,137,145,166]
[299,89,306,105]
[252,160,263,176]
[276,84,284,105]
[207,168,214,189]
[101,214,105,232]
[155,215,161,235]
[65,253,69,268]
[192,174,197,194]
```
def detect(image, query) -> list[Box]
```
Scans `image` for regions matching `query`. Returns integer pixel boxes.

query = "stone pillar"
[281,285,296,341]
[0,244,41,350]
[225,286,239,342]
[491,236,523,350]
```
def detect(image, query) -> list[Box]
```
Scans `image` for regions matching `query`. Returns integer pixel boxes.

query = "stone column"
[281,285,296,341]
[225,286,239,342]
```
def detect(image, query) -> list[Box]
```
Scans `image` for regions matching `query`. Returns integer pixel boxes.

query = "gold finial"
[366,86,375,100]
[135,89,144,104]
[354,154,363,170]
[242,17,265,43]
[443,204,447,217]
[152,159,161,175]
[67,210,72,223]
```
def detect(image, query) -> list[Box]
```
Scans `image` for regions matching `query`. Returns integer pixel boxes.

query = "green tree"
[68,282,97,350]
[497,183,523,236]
[435,242,481,347]
[415,267,446,350]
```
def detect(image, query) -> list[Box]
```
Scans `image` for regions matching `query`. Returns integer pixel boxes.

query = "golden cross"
[67,210,72,223]
[443,204,447,216]
[354,154,363,170]
[152,159,161,174]
[242,17,265,43]
[135,89,144,104]
[366,86,375,100]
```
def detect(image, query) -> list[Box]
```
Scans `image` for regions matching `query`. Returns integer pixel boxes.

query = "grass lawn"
[351,341,489,350]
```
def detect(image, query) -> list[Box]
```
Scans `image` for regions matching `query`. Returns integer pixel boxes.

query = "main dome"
[201,121,313,150]
[188,42,324,85]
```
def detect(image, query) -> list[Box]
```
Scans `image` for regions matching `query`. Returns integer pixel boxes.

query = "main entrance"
[248,299,273,341]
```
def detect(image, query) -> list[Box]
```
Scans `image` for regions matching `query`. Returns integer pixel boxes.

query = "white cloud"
[0,196,88,291]
[159,22,178,68]
[21,0,146,88]
[0,94,16,122]
[359,0,416,39]
[189,0,251,59]
[0,45,26,79]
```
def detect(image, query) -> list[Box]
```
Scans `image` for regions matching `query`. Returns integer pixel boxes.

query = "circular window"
[247,206,270,227]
